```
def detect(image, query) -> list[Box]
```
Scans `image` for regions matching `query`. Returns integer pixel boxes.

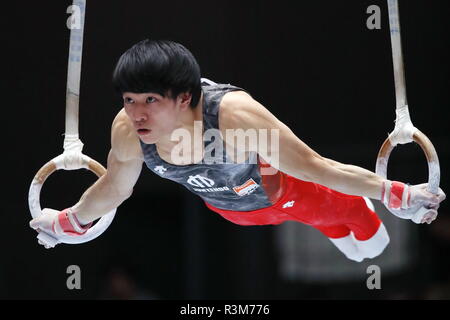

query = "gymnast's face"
[122,91,188,144]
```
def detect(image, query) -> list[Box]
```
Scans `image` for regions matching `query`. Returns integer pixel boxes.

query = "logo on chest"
[187,175,230,193]
[185,175,259,196]
[232,178,259,197]
[187,175,215,188]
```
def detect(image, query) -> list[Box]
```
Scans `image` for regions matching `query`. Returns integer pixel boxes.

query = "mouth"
[137,128,152,136]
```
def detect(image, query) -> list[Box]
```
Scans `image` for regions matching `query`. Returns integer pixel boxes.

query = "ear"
[178,92,192,110]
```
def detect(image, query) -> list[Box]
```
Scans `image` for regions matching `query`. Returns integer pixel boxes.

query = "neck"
[156,92,204,164]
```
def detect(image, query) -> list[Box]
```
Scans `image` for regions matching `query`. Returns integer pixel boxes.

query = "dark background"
[1,0,449,299]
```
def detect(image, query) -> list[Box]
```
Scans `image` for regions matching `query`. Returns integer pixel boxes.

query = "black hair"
[112,39,201,108]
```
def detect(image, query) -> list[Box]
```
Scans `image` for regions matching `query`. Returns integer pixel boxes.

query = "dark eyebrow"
[146,93,161,98]
[122,93,162,101]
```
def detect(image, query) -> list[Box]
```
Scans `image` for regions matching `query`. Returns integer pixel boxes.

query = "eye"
[123,97,134,104]
[146,96,157,103]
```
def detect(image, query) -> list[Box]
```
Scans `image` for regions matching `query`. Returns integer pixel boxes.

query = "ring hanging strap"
[28,0,116,247]
[61,0,86,170]
[375,0,440,223]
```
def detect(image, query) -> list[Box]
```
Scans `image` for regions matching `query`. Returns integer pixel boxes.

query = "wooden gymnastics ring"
[376,129,441,195]
[28,154,116,247]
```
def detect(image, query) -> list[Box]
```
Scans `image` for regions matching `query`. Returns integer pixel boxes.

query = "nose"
[130,104,148,123]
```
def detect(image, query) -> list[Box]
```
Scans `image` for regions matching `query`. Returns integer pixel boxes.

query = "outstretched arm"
[220,91,384,198]
[219,91,445,222]
[30,110,143,236]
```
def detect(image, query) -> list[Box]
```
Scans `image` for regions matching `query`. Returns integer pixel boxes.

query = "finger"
[427,203,439,210]
[426,215,436,224]
[437,189,446,202]
[421,216,430,224]
[424,201,440,209]
[427,195,444,206]
[420,210,437,224]
[38,239,52,249]
[427,210,437,218]
[414,191,439,204]
[423,188,445,202]
[423,212,434,222]
[29,218,40,230]
[427,195,440,205]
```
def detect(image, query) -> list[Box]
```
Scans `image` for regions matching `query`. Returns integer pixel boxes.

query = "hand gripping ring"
[375,130,441,222]
[28,154,116,246]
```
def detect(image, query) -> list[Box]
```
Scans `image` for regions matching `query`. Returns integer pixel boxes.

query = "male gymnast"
[30,40,446,262]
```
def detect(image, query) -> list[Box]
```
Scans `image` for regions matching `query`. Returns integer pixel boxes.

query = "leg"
[274,176,390,261]
[348,197,390,260]
[316,198,389,262]
[353,223,390,259]
[329,225,390,262]
[312,224,362,262]
[328,234,364,262]
[321,225,389,262]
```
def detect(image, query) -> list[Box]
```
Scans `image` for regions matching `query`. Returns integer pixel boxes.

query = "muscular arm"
[72,109,144,223]
[219,91,385,200]
[318,158,385,199]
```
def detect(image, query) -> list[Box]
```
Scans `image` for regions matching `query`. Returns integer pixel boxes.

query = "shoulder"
[219,90,259,129]
[220,90,255,111]
[111,109,143,162]
[219,90,278,130]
